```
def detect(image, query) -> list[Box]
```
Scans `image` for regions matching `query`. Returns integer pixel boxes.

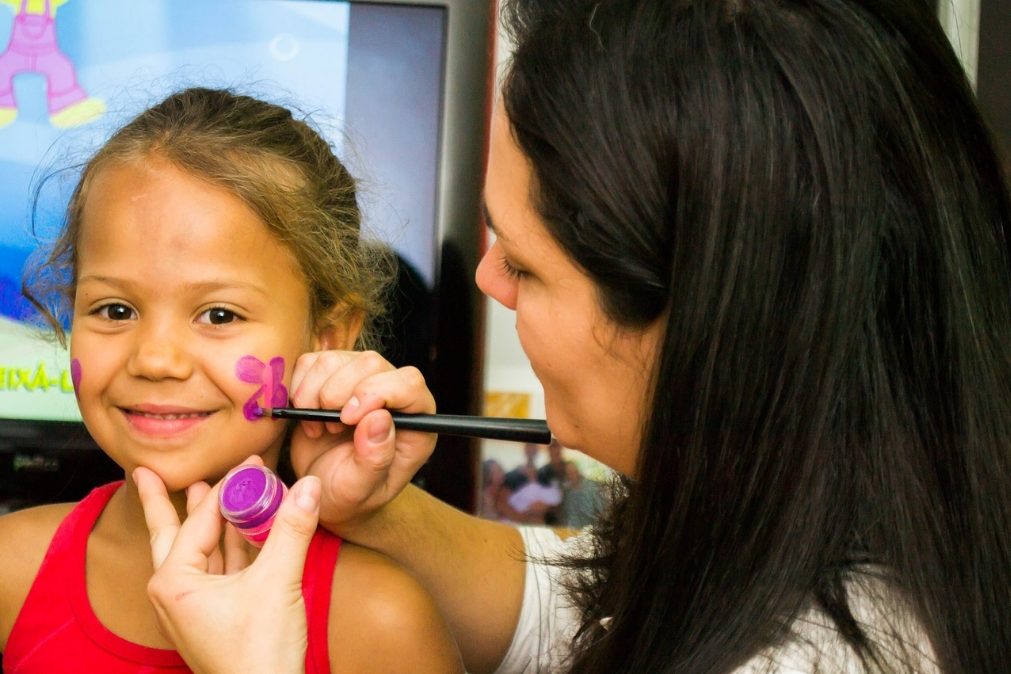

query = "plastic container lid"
[218,465,284,529]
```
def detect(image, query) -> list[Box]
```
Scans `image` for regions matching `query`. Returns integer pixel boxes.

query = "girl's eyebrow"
[77,275,271,297]
[178,280,271,296]
[76,274,134,289]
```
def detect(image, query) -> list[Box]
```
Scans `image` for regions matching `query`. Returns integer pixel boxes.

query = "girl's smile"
[118,403,215,439]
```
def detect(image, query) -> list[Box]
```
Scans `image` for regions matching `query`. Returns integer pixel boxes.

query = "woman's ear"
[314,305,364,351]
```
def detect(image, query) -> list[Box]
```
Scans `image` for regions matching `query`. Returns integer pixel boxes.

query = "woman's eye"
[198,307,240,325]
[94,303,135,321]
[499,256,528,280]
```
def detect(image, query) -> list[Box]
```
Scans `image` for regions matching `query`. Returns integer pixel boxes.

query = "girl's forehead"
[83,160,260,236]
[76,161,306,288]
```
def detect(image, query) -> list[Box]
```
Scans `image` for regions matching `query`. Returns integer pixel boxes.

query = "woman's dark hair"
[501,1,1011,672]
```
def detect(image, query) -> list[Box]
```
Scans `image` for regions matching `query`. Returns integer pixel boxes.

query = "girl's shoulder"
[0,501,77,648]
[326,541,464,674]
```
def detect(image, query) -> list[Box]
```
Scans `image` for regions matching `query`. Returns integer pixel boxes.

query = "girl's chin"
[128,463,230,495]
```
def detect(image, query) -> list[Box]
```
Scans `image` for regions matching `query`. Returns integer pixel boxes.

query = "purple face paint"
[236,355,288,420]
[218,465,287,547]
[70,359,82,397]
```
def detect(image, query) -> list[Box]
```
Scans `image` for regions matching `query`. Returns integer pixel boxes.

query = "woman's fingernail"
[368,415,393,444]
[344,396,360,414]
[294,477,321,513]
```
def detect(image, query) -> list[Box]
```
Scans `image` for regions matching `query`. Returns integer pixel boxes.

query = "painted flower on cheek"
[236,355,288,420]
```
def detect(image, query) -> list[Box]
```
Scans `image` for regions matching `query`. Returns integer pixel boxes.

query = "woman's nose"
[475,241,518,310]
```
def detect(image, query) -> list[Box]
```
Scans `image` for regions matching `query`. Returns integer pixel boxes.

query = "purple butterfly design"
[236,355,288,420]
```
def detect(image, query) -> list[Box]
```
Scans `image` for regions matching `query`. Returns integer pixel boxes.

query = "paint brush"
[261,407,552,444]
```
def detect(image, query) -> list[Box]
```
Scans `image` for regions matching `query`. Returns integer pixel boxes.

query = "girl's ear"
[314,305,364,351]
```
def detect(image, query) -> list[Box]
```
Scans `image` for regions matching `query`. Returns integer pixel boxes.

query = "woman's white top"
[493,527,939,674]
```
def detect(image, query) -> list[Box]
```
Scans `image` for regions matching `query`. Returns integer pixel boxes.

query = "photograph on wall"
[480,390,612,528]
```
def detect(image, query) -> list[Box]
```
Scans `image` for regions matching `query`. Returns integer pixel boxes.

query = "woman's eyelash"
[499,256,527,279]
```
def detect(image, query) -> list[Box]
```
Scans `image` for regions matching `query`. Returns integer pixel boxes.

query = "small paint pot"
[218,465,287,547]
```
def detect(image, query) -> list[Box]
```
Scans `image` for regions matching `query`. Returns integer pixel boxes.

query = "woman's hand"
[135,461,321,674]
[286,350,437,537]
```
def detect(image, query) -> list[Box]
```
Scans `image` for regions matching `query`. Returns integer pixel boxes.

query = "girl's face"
[477,106,662,476]
[70,158,348,492]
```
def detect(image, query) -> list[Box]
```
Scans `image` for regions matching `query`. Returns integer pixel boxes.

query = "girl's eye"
[198,307,241,325]
[94,303,135,321]
[499,256,528,280]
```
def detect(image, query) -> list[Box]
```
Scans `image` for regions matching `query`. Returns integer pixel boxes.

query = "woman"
[138,1,1011,672]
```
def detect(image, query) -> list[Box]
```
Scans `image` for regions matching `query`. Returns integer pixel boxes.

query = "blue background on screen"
[0,0,350,322]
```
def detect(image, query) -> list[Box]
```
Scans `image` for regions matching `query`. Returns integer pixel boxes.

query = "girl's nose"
[126,322,194,381]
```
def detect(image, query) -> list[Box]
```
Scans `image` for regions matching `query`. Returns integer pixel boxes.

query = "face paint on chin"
[236,355,289,421]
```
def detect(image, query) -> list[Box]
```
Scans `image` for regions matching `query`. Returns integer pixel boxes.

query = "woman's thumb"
[254,476,321,578]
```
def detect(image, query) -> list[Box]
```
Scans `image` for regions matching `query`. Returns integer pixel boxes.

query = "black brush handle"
[269,408,551,444]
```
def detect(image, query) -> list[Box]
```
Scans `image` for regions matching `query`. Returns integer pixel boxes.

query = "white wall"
[938,0,981,88]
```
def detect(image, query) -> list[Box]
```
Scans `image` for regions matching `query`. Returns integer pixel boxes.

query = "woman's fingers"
[284,349,438,533]
[186,482,224,575]
[289,350,358,404]
[250,476,321,584]
[291,350,436,420]
[135,466,184,570]
[290,350,359,436]
[222,523,250,574]
[291,409,434,496]
[137,456,271,578]
[157,478,228,575]
[291,347,436,452]
[353,409,433,485]
[184,481,212,506]
[296,410,432,531]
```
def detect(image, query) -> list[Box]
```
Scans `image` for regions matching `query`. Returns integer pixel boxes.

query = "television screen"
[1,0,483,417]
[0,0,491,509]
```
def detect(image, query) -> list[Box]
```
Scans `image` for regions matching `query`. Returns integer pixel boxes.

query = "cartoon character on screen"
[0,0,105,129]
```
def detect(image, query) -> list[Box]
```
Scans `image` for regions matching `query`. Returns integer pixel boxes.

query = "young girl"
[0,87,463,673]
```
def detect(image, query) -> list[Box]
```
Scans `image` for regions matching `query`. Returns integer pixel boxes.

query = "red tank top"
[3,482,340,674]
